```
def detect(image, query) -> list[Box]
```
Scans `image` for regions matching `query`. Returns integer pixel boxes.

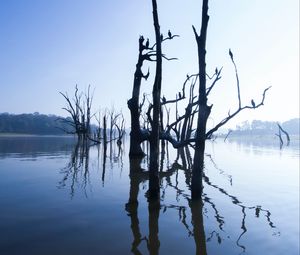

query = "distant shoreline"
[0,133,75,138]
[217,134,299,139]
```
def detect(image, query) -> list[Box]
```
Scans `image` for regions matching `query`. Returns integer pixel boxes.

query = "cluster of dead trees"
[59,0,271,200]
[92,107,126,146]
[128,0,270,199]
[59,85,93,140]
[60,85,125,146]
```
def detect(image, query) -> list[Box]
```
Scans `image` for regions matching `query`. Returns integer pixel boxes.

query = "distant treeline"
[230,118,299,136]
[0,112,75,135]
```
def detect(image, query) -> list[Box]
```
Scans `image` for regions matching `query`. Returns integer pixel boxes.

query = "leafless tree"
[127,0,271,199]
[60,85,94,140]
[190,0,270,198]
[276,123,290,146]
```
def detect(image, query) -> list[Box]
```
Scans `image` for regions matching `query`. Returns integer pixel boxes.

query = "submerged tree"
[148,0,163,199]
[60,86,125,147]
[190,0,270,198]
[128,0,271,199]
[59,85,93,141]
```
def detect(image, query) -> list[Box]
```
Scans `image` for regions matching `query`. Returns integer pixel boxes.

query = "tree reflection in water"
[58,141,278,254]
[58,140,91,198]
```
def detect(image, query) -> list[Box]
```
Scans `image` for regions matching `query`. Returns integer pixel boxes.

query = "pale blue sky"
[0,0,299,128]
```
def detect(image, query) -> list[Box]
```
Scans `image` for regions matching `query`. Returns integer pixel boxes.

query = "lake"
[0,136,299,255]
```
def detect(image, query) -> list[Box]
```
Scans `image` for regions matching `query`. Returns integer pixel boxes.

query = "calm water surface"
[0,136,299,255]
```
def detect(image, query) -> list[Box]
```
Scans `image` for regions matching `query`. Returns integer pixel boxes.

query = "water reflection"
[225,136,299,155]
[124,144,280,255]
[58,141,90,197]
[58,139,126,197]
[0,137,287,254]
[58,140,280,254]
[0,136,76,159]
[55,139,281,254]
[126,156,207,255]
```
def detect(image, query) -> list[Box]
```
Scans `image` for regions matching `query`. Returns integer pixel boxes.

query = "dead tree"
[127,0,178,197]
[276,123,290,145]
[60,85,93,140]
[103,112,107,145]
[115,114,126,145]
[127,0,271,200]
[84,85,93,138]
[128,5,179,160]
[127,36,151,158]
[109,107,121,141]
[190,0,271,198]
[191,0,212,199]
[147,0,163,199]
[275,126,283,148]
[94,109,102,141]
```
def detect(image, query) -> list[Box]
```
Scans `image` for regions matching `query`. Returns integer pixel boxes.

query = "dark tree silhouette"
[276,123,290,147]
[191,0,211,199]
[60,85,93,140]
[127,0,271,199]
[190,0,270,198]
[148,0,163,200]
[127,35,151,158]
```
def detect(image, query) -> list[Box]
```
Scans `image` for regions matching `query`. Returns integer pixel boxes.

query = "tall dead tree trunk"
[103,114,107,146]
[191,0,210,199]
[85,85,93,138]
[148,0,163,199]
[128,37,150,158]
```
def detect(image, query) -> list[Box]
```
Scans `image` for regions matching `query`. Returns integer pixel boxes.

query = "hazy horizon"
[0,0,299,129]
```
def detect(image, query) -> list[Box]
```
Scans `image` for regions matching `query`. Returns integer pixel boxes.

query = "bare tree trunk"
[275,125,283,149]
[277,123,290,144]
[128,38,148,158]
[148,0,162,199]
[192,0,210,199]
[103,114,107,148]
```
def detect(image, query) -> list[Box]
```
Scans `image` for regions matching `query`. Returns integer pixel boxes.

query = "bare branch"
[229,49,241,108]
[162,54,178,61]
[206,86,271,139]
[206,67,223,96]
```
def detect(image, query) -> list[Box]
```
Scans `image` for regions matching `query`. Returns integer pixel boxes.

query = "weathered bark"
[148,0,163,199]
